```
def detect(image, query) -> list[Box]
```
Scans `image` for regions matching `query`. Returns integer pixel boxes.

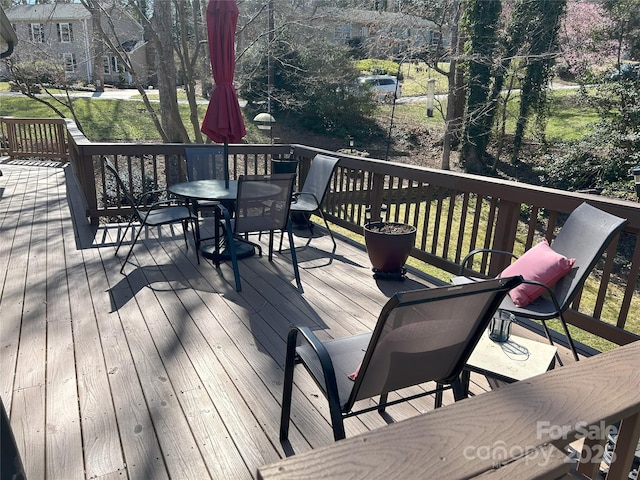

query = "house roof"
[5,3,91,22]
[316,7,438,30]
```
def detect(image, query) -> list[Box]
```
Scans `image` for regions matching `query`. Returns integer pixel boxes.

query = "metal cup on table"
[488,309,515,342]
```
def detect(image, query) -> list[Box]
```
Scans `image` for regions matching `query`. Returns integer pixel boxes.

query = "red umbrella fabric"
[201,0,246,144]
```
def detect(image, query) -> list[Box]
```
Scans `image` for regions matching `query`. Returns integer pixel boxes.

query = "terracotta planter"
[364,222,417,279]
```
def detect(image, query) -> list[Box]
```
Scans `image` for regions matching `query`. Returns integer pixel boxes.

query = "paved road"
[2,82,579,105]
[0,87,209,104]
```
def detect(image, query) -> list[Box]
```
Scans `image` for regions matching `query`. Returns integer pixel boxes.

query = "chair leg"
[115,218,135,256]
[182,220,190,251]
[190,219,200,264]
[377,392,388,414]
[120,224,144,274]
[558,313,580,362]
[316,209,336,252]
[329,401,346,441]
[268,231,274,261]
[451,377,466,401]
[280,329,298,442]
[539,321,565,367]
[435,383,444,408]
[287,223,303,292]
[225,229,242,292]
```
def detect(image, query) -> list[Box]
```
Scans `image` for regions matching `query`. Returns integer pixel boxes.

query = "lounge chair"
[280,276,522,441]
[458,202,627,363]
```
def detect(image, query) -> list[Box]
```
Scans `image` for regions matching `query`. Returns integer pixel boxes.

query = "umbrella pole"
[224,142,229,188]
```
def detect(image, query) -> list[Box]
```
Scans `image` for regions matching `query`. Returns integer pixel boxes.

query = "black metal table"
[168,179,254,261]
[169,179,237,203]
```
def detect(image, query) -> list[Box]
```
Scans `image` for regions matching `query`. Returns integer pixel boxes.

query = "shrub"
[355,59,403,79]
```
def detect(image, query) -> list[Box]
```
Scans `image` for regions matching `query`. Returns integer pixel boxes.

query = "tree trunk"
[152,0,190,143]
[91,8,104,92]
[441,0,461,170]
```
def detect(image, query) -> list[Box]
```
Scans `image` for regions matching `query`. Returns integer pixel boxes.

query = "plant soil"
[366,222,416,234]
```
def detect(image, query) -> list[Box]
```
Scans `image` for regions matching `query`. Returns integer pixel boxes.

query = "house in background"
[1,3,150,87]
[308,7,446,59]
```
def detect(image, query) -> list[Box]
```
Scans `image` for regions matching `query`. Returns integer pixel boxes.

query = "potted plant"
[363,221,417,280]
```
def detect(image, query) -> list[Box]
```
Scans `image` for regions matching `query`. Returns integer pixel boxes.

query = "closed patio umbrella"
[201,0,246,181]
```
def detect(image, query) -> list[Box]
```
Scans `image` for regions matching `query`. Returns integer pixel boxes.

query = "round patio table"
[169,179,237,202]
[168,179,281,261]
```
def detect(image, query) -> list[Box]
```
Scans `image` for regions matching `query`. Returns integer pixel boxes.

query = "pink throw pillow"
[500,240,575,307]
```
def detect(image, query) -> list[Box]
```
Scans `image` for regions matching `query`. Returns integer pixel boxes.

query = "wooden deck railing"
[4,116,639,352]
[0,117,68,160]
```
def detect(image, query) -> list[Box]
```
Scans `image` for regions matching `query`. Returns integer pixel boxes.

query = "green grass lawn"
[399,61,450,96]
[376,87,592,143]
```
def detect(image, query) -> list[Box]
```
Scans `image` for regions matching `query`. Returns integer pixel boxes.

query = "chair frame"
[216,174,302,292]
[458,202,628,364]
[183,145,229,215]
[280,276,522,441]
[288,154,339,251]
[104,158,198,273]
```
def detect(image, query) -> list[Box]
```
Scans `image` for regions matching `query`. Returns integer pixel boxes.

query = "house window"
[430,31,441,46]
[62,53,76,73]
[103,56,111,75]
[111,57,122,73]
[29,23,45,43]
[334,24,351,43]
[57,23,73,43]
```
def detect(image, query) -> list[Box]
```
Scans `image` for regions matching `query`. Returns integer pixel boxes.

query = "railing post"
[5,119,18,159]
[606,411,640,480]
[368,172,386,222]
[488,199,521,277]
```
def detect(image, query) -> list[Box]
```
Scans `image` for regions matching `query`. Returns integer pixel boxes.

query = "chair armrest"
[518,279,563,314]
[459,248,518,275]
[291,191,321,208]
[136,199,193,226]
[288,326,340,404]
[135,188,168,204]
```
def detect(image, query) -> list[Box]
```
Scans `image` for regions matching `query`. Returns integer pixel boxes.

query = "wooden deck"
[1,162,560,480]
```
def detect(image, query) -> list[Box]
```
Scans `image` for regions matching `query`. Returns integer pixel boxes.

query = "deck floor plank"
[0,167,29,408]
[66,225,128,479]
[0,164,538,480]
[44,168,84,480]
[117,233,267,478]
[85,226,169,479]
[12,167,48,480]
[152,233,338,455]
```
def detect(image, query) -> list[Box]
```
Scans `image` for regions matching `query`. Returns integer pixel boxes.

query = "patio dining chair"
[280,276,522,441]
[104,158,198,273]
[285,154,339,251]
[217,173,302,292]
[457,202,627,364]
[184,145,229,216]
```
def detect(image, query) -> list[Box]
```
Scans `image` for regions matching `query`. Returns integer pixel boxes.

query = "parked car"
[357,75,402,102]
[609,63,640,81]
